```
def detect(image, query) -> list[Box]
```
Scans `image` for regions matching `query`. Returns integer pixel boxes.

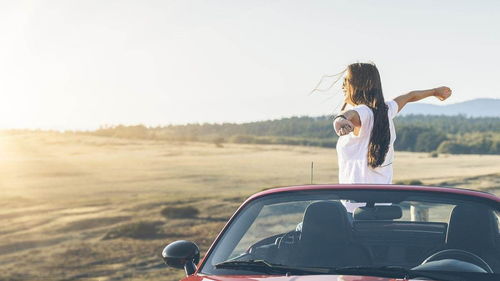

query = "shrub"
[231,135,255,144]
[161,206,199,219]
[317,139,337,148]
[395,179,423,185]
[429,151,439,158]
[437,141,470,154]
[103,220,163,240]
[213,137,224,148]
[253,137,272,144]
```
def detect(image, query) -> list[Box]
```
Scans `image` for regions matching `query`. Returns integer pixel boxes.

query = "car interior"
[246,199,500,273]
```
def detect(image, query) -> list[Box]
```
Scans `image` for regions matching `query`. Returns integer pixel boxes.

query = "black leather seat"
[292,201,371,267]
[444,204,500,272]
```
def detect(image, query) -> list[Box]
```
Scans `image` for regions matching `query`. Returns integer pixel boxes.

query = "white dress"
[336,100,399,212]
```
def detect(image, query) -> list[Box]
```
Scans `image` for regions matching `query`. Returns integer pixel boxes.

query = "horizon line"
[1,114,499,133]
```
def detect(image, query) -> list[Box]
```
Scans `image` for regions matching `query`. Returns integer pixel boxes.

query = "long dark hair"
[346,63,389,168]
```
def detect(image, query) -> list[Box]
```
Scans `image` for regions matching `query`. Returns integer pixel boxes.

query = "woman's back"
[331,62,451,186]
[337,100,399,184]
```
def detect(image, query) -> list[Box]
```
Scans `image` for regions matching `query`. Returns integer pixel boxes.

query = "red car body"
[175,185,500,281]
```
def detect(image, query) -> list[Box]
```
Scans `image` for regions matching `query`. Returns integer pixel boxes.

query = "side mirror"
[162,240,200,276]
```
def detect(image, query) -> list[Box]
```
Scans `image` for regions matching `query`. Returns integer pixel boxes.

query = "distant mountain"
[401,98,500,117]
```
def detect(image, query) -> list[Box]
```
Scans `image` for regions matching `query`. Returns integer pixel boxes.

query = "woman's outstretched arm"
[394,86,452,113]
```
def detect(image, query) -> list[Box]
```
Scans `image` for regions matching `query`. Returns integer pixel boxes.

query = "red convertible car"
[162,185,500,281]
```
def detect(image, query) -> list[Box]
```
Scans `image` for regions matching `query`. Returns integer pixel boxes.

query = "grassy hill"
[85,114,500,155]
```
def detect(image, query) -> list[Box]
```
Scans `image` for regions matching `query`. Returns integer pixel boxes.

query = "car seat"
[292,201,371,267]
[445,204,500,272]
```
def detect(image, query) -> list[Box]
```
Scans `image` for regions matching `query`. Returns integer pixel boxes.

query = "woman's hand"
[434,86,452,101]
[334,117,354,136]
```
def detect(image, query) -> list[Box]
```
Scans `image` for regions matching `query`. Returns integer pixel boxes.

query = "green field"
[0,132,499,281]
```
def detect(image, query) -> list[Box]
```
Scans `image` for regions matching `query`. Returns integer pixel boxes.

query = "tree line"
[90,115,500,155]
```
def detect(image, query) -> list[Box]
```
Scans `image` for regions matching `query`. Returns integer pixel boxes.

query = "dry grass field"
[0,132,499,281]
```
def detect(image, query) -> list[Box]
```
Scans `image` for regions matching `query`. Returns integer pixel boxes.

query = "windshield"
[201,189,500,276]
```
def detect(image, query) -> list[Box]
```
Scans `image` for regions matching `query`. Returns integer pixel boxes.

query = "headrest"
[446,204,496,252]
[301,201,351,246]
[354,205,402,220]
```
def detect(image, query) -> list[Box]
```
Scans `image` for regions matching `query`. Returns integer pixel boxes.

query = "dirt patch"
[223,196,247,203]
[123,197,208,212]
[0,237,67,256]
[161,206,199,219]
[57,216,132,232]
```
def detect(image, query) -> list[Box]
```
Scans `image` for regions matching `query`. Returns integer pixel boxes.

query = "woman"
[333,63,451,185]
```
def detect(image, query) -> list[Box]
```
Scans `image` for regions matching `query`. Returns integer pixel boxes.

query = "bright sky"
[1,0,499,130]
